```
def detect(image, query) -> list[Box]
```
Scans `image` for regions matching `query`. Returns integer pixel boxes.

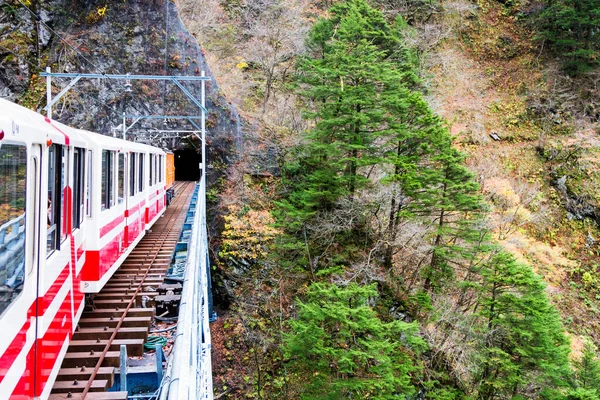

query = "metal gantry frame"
[41,67,209,140]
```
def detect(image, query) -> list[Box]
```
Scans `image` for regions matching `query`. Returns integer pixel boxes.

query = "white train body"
[0,99,167,399]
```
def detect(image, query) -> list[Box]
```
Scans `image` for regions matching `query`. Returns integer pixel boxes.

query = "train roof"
[0,98,86,147]
[0,98,165,153]
[81,130,165,153]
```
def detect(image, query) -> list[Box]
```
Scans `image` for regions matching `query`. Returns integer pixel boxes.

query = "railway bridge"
[47,178,214,400]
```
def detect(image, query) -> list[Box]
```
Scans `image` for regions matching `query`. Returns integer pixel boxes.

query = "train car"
[144,147,167,229]
[79,135,166,293]
[166,151,175,189]
[165,151,175,204]
[0,98,167,398]
[0,99,89,398]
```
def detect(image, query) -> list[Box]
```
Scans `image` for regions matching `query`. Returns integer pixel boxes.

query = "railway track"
[49,181,195,400]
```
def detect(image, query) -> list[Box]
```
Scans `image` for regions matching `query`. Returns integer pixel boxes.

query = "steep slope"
[175,0,600,397]
[0,0,241,159]
[425,0,600,342]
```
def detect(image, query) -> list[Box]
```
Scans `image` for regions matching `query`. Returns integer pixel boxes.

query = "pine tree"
[294,0,416,198]
[283,282,425,399]
[573,338,600,395]
[475,251,572,398]
[275,0,480,280]
[374,78,486,288]
[537,0,600,74]
[409,146,486,290]
[274,0,420,275]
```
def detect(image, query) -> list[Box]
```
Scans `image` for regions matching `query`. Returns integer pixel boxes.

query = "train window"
[0,144,27,315]
[130,153,136,196]
[111,152,116,208]
[47,144,61,254]
[60,147,69,243]
[138,153,144,193]
[86,151,92,217]
[101,151,107,210]
[73,148,84,230]
[101,150,114,211]
[149,154,153,187]
[118,153,124,204]
[155,155,159,185]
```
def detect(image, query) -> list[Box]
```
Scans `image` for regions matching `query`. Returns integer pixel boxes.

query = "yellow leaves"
[86,5,108,24]
[236,61,249,70]
[219,205,280,264]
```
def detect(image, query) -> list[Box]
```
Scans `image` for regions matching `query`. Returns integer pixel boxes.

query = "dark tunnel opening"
[174,149,201,181]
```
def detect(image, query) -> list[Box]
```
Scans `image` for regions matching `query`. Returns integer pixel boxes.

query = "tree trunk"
[348,104,361,198]
[425,176,447,291]
[384,142,404,269]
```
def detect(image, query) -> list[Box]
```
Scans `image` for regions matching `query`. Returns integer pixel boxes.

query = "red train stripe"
[44,117,70,145]
[10,364,33,399]
[82,250,100,281]
[38,262,70,317]
[0,258,70,389]
[124,199,145,218]
[99,215,124,238]
[0,315,31,384]
[35,290,73,395]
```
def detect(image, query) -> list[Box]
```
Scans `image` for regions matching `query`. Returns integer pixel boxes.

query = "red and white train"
[0,99,169,399]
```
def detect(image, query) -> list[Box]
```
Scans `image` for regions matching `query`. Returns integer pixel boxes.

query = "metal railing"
[160,177,213,400]
[0,213,26,288]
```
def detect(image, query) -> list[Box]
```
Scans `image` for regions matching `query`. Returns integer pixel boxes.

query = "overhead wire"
[13,0,199,140]
[13,0,137,128]
[0,44,40,70]
[15,0,107,75]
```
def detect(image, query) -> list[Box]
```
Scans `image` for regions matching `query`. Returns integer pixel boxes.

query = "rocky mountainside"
[0,0,242,163]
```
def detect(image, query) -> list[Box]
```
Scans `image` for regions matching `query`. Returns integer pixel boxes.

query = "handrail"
[0,213,25,245]
[160,177,213,400]
[0,213,26,290]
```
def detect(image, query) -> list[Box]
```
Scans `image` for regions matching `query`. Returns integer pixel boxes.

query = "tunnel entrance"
[174,149,202,181]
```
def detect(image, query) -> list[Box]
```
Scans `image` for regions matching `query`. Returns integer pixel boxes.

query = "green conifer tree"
[409,146,486,290]
[283,282,425,399]
[276,0,479,281]
[573,338,600,395]
[274,0,420,274]
[476,251,571,398]
[538,0,600,74]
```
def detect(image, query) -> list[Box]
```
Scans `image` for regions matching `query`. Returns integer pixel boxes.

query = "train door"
[127,152,134,247]
[0,142,40,397]
[71,147,86,320]
[36,143,73,396]
[124,152,130,247]
[30,144,41,397]
[117,152,125,255]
